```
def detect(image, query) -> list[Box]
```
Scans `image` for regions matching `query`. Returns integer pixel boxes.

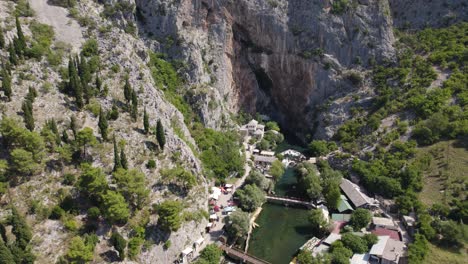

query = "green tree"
[98,107,108,141]
[81,39,98,57]
[113,168,149,209]
[156,120,166,150]
[236,184,265,212]
[156,200,183,232]
[1,67,12,101]
[120,147,128,170]
[66,236,94,263]
[76,127,97,158]
[95,72,101,91]
[113,135,121,171]
[330,245,352,264]
[0,238,14,264]
[199,244,222,264]
[296,164,323,200]
[123,75,131,104]
[110,232,126,260]
[269,160,284,182]
[350,208,371,230]
[78,164,108,201]
[15,16,26,55]
[265,121,280,131]
[224,210,249,239]
[70,115,77,139]
[9,207,32,250]
[308,209,328,235]
[341,233,367,253]
[130,89,138,121]
[245,170,268,190]
[10,148,40,175]
[101,190,130,224]
[143,106,149,134]
[439,221,464,248]
[257,139,270,151]
[408,234,429,264]
[308,140,330,156]
[296,250,313,264]
[362,233,378,249]
[0,26,5,49]
[21,98,34,131]
[8,43,17,65]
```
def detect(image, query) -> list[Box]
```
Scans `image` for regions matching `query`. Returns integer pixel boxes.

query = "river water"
[247,168,314,264]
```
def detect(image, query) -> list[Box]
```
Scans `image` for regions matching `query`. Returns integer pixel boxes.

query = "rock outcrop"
[135,0,396,140]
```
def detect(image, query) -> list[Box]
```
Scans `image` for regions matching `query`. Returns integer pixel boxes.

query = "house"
[369,236,407,264]
[322,233,342,246]
[351,253,370,264]
[372,228,401,241]
[180,247,194,262]
[260,150,275,157]
[253,155,277,166]
[306,157,317,164]
[401,215,416,236]
[240,119,265,139]
[340,179,379,209]
[372,217,396,229]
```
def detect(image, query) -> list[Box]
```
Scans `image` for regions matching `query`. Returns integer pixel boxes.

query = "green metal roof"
[337,197,354,213]
[331,214,351,222]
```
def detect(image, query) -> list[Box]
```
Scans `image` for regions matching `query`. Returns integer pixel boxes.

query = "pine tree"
[21,98,34,131]
[130,89,138,121]
[95,72,102,92]
[8,44,17,65]
[15,17,26,56]
[156,120,166,150]
[0,26,5,49]
[143,106,149,134]
[113,135,121,171]
[0,238,14,264]
[98,107,108,141]
[70,116,77,139]
[9,207,32,250]
[123,75,131,104]
[120,148,128,170]
[1,67,12,101]
[68,57,83,108]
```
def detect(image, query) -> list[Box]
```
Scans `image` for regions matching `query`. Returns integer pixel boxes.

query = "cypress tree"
[143,106,149,134]
[123,75,131,104]
[120,148,128,170]
[26,86,37,103]
[70,116,77,139]
[8,44,17,65]
[62,130,69,143]
[21,98,34,131]
[95,72,102,92]
[156,120,166,150]
[0,26,5,49]
[113,136,121,171]
[98,107,108,141]
[78,54,91,83]
[1,67,12,101]
[15,17,26,56]
[130,89,138,121]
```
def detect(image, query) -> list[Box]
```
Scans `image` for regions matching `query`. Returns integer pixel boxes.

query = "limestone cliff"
[133,0,396,140]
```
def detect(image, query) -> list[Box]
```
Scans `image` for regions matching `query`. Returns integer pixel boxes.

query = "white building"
[240,119,265,139]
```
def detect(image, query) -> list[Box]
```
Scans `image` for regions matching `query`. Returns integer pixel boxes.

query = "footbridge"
[219,244,271,264]
[266,195,316,208]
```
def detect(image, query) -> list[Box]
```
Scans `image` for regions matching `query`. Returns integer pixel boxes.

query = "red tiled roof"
[372,228,401,241]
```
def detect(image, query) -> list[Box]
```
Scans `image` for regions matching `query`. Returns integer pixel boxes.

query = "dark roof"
[372,228,401,241]
[340,179,369,208]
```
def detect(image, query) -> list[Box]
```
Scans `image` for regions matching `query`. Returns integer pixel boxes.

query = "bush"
[62,173,76,185]
[50,205,65,219]
[146,159,156,169]
[81,39,99,57]
[331,0,349,15]
[111,232,127,260]
[87,207,101,221]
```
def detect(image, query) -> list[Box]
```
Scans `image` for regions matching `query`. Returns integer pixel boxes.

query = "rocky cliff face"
[134,0,396,139]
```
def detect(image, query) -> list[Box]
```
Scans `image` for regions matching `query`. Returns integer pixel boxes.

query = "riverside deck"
[220,244,271,264]
[266,195,316,208]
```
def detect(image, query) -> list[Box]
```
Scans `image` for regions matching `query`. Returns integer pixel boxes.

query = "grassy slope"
[415,138,468,262]
[416,139,468,206]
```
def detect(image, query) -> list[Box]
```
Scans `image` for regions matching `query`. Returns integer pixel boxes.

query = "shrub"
[146,159,156,169]
[331,0,349,15]
[81,39,99,57]
[62,173,76,185]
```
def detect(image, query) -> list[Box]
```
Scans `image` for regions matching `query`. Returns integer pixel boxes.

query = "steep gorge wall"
[136,0,396,139]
